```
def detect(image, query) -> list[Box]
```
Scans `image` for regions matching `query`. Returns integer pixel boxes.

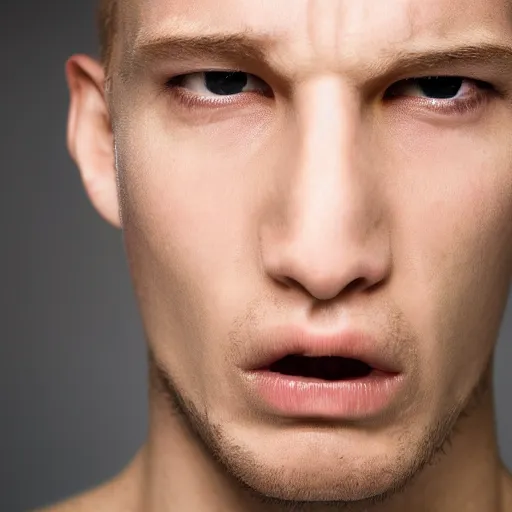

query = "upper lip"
[242,325,401,374]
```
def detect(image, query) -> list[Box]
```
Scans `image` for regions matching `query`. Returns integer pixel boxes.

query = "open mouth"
[267,355,374,381]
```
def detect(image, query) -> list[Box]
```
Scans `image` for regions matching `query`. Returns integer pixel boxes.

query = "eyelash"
[164,72,497,116]
[383,77,496,116]
[164,72,271,111]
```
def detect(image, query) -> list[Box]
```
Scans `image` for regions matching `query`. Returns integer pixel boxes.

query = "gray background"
[1,2,511,511]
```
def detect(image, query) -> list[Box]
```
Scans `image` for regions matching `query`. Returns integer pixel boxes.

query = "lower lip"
[243,370,404,419]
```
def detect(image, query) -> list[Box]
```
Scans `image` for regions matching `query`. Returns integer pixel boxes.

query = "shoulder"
[503,467,512,512]
[34,484,120,512]
[34,454,144,512]
[35,492,106,512]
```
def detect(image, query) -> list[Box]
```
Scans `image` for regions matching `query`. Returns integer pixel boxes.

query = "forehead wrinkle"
[112,0,512,91]
[404,0,512,39]
[121,0,512,46]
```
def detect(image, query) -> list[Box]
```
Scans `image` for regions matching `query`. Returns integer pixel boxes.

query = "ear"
[65,54,121,228]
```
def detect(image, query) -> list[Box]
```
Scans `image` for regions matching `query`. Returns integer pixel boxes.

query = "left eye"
[385,76,488,100]
[167,71,270,97]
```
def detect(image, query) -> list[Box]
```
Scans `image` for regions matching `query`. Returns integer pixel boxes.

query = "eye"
[167,71,271,97]
[384,76,492,100]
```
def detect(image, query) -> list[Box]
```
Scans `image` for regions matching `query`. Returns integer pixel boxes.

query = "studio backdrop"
[1,2,511,511]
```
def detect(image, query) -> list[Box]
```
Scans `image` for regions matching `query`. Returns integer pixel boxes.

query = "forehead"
[119,0,512,69]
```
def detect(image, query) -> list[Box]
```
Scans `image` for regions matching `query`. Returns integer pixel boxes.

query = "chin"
[209,426,427,504]
[244,466,402,503]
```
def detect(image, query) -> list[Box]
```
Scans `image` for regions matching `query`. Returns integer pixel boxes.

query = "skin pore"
[48,0,512,510]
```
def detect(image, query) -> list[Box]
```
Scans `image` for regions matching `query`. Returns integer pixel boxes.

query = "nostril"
[344,277,366,294]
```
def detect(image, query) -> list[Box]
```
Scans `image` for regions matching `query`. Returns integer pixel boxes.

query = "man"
[43,0,512,510]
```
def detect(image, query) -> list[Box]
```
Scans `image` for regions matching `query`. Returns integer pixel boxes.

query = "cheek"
[118,112,270,280]
[386,121,512,397]
[114,112,277,377]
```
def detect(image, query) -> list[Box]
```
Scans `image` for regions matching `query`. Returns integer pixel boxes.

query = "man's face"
[109,0,512,504]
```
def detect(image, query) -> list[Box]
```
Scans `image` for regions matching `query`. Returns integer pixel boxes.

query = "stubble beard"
[147,348,492,512]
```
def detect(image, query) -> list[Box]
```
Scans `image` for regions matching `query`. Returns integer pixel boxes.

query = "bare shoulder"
[34,487,112,512]
[34,454,143,512]
[503,467,512,512]
[34,481,124,512]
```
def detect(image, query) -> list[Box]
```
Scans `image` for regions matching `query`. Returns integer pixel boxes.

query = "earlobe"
[66,54,121,228]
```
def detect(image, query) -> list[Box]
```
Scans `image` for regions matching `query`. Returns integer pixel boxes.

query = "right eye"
[166,71,271,98]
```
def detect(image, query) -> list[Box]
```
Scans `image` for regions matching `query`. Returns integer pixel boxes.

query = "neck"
[122,370,510,512]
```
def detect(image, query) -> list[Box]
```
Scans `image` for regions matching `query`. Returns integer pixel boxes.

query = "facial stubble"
[146,345,492,512]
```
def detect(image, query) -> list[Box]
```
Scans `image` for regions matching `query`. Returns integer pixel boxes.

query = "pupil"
[204,71,248,95]
[417,77,463,99]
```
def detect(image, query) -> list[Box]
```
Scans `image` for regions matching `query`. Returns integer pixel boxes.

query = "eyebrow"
[378,43,512,77]
[126,32,273,73]
[124,32,512,82]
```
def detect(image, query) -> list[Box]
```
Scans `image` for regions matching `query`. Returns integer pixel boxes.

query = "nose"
[260,81,391,302]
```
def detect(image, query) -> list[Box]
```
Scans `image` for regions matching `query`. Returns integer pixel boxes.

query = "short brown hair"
[97,0,117,71]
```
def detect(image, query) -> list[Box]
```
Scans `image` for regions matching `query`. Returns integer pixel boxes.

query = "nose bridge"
[261,77,389,301]
[292,78,364,239]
